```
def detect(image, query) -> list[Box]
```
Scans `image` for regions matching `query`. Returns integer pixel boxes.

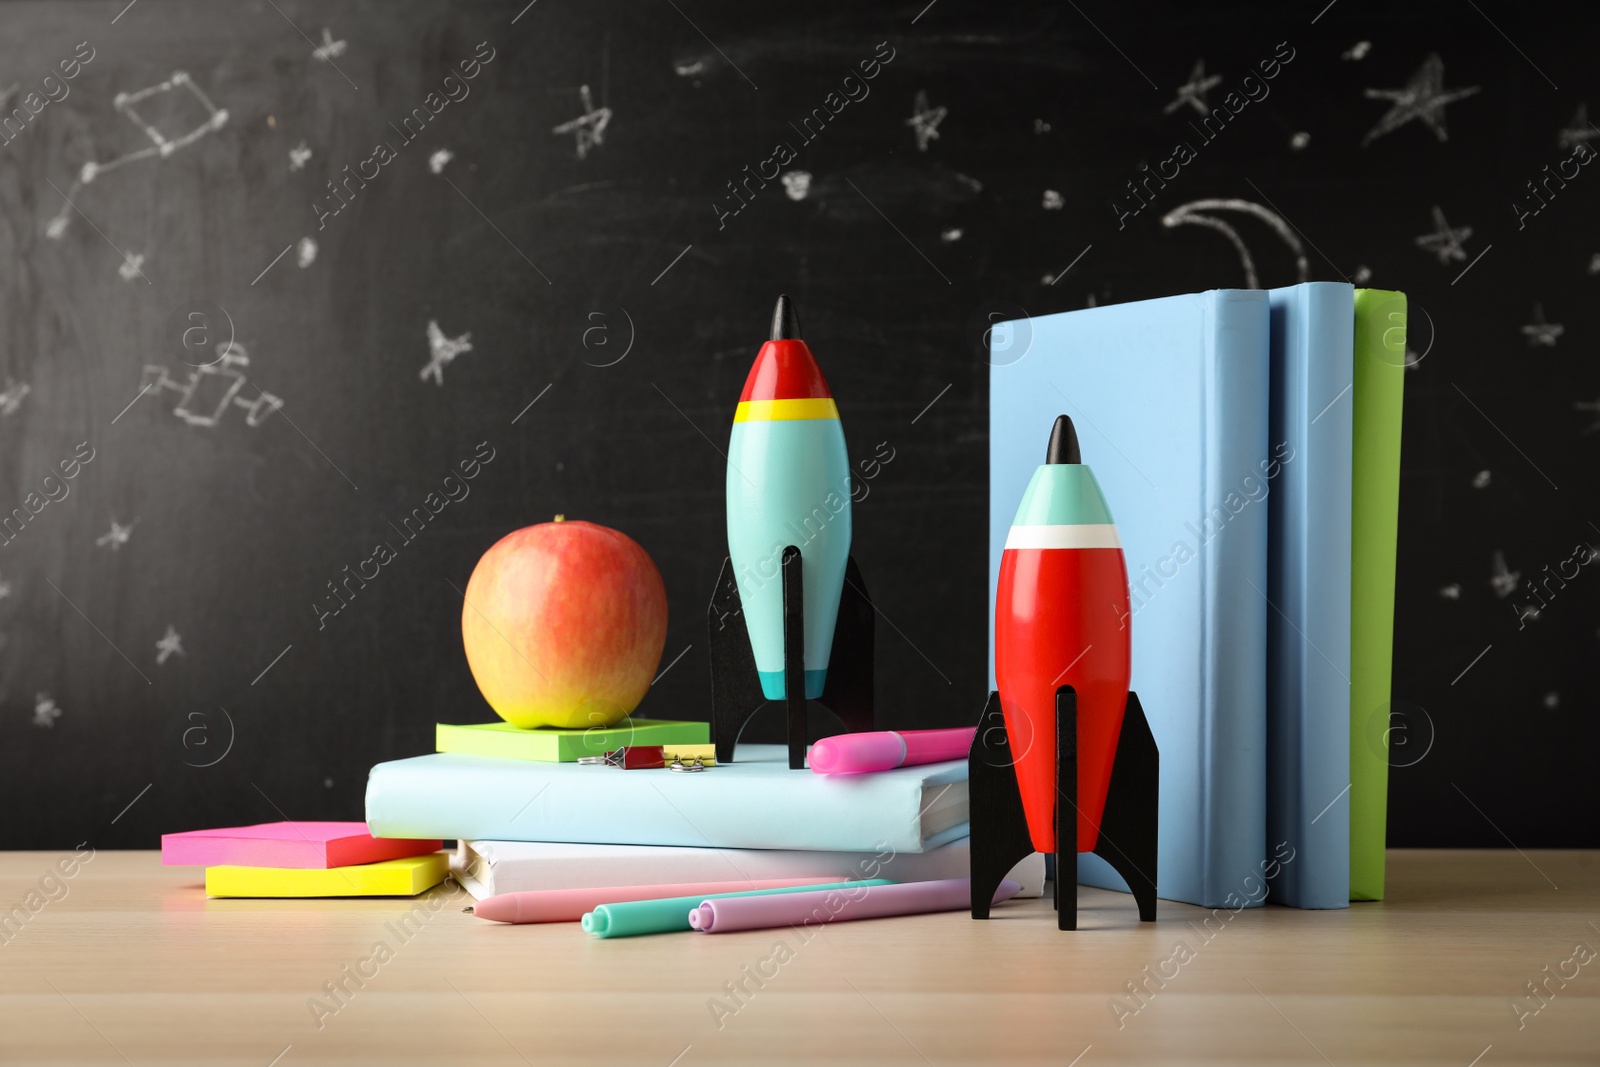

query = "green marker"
[581,879,893,938]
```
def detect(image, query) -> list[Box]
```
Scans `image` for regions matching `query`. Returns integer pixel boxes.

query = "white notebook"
[451,835,1044,901]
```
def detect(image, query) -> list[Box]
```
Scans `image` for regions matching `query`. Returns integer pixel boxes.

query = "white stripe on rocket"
[1004,524,1122,550]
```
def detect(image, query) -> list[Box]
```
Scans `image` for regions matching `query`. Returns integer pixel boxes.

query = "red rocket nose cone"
[739,339,833,402]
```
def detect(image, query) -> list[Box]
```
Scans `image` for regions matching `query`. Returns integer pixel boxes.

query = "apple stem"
[554,514,565,522]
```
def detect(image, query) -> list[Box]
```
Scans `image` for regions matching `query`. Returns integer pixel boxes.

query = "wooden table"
[0,850,1594,1065]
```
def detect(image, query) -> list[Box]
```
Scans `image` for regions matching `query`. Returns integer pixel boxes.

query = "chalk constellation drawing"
[44,71,229,240]
[420,320,472,385]
[289,141,312,171]
[296,237,317,268]
[1161,198,1308,289]
[906,90,946,151]
[1414,205,1473,265]
[428,148,454,174]
[1521,303,1563,346]
[1362,53,1478,147]
[33,692,61,728]
[141,342,282,428]
[0,379,29,416]
[552,85,611,160]
[155,624,184,665]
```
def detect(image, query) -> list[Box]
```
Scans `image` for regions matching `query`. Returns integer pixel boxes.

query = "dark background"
[1,0,1594,849]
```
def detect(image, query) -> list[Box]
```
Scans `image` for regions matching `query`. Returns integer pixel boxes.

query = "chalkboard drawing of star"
[1362,53,1479,146]
[33,692,62,728]
[906,90,946,152]
[156,625,185,666]
[1164,59,1222,116]
[0,379,28,416]
[96,519,135,551]
[552,85,612,160]
[1558,103,1598,149]
[1521,304,1564,347]
[421,320,473,386]
[1414,205,1473,264]
[1489,550,1519,599]
[313,28,347,62]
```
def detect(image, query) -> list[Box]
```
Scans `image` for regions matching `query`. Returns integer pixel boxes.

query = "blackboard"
[2,0,1594,850]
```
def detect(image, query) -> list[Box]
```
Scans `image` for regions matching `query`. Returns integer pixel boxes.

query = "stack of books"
[365,717,1044,899]
[162,822,446,897]
[991,284,1406,909]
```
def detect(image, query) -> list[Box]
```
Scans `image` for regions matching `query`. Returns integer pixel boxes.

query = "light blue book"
[1265,283,1353,909]
[989,290,1270,908]
[365,744,969,853]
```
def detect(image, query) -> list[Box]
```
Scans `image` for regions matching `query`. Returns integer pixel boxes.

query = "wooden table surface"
[0,849,1594,1065]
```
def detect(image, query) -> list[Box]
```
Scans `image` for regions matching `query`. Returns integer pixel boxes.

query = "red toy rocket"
[994,415,1132,854]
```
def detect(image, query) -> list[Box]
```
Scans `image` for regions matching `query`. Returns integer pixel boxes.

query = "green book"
[436,718,710,762]
[1350,289,1407,901]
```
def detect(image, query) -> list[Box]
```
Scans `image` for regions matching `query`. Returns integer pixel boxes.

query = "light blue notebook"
[1265,283,1353,909]
[365,744,969,853]
[990,290,1270,909]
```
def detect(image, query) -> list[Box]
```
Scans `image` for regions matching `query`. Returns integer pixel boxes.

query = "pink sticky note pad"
[161,821,441,869]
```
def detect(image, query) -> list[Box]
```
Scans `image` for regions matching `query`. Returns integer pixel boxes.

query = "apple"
[461,517,668,729]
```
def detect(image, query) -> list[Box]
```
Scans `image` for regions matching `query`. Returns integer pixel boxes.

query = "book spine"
[1265,284,1353,909]
[1199,289,1271,908]
[365,757,949,853]
[1349,289,1407,902]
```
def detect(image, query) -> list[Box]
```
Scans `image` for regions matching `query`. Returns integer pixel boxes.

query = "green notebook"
[1350,289,1406,901]
[436,718,710,762]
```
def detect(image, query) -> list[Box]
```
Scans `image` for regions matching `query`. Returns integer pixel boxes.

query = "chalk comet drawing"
[420,321,472,386]
[551,84,611,160]
[428,148,453,174]
[141,343,282,428]
[1161,198,1308,289]
[44,70,227,239]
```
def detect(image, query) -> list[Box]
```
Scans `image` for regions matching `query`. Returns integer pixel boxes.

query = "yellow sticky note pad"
[206,853,450,898]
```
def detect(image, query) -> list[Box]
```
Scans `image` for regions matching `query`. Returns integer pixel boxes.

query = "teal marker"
[581,878,892,939]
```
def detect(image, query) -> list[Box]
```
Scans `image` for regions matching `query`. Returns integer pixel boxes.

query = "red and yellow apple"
[461,517,668,729]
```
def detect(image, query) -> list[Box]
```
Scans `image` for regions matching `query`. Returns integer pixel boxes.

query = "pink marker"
[687,876,1021,933]
[466,877,839,924]
[807,727,976,775]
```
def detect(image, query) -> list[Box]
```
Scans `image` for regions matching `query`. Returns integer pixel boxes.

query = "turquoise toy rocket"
[725,296,851,700]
